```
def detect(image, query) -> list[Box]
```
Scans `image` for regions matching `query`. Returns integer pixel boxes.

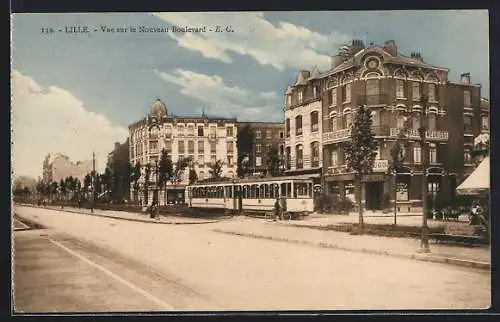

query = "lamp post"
[155,159,159,219]
[418,94,430,253]
[91,151,95,213]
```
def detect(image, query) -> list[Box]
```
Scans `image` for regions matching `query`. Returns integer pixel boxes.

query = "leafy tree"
[130,161,142,203]
[144,164,151,204]
[344,105,378,232]
[106,140,130,202]
[50,181,59,201]
[158,149,173,205]
[59,179,66,201]
[266,147,282,177]
[209,159,224,179]
[101,168,112,194]
[189,167,198,184]
[83,173,92,195]
[237,124,254,177]
[172,156,192,184]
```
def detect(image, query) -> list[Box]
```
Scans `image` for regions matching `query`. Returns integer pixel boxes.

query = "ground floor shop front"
[323,169,457,213]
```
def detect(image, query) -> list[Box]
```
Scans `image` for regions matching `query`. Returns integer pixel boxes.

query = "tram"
[186,175,315,217]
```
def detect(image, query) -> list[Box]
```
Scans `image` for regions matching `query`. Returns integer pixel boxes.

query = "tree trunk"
[356,174,364,233]
[164,182,167,206]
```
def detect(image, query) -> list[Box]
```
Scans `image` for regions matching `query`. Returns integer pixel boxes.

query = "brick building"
[284,40,488,212]
[237,121,285,175]
[128,99,238,204]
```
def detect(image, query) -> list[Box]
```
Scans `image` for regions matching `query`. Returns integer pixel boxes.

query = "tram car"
[186,175,315,217]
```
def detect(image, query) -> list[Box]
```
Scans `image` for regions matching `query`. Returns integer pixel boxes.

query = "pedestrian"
[274,198,281,221]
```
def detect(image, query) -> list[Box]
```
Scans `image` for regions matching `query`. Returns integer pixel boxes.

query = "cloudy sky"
[11,10,489,178]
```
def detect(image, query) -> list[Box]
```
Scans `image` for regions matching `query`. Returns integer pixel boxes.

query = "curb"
[212,229,490,271]
[16,204,224,225]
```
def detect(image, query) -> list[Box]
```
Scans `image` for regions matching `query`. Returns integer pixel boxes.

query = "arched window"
[295,115,303,135]
[330,113,337,132]
[310,111,319,132]
[413,143,422,164]
[412,81,421,101]
[295,144,304,169]
[429,143,437,164]
[285,118,290,137]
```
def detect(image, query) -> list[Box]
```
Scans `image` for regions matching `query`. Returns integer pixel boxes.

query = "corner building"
[128,99,237,205]
[284,40,486,212]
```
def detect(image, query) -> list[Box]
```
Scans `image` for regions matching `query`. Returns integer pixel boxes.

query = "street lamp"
[418,94,430,253]
[155,159,159,219]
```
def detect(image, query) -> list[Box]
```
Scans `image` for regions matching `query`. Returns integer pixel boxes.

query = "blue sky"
[11,10,489,178]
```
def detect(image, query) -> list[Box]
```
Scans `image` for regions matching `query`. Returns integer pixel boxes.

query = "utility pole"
[418,94,430,253]
[91,151,95,214]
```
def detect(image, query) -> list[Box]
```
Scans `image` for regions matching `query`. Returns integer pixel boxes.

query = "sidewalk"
[211,216,490,270]
[18,204,224,225]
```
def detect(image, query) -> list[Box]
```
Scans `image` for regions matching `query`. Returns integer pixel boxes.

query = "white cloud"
[11,70,128,179]
[154,68,282,121]
[152,12,351,71]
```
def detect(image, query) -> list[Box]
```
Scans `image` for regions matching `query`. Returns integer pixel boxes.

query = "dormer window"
[286,95,292,106]
[298,91,303,103]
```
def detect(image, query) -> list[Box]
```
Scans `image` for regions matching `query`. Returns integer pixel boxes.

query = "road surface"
[12,206,490,312]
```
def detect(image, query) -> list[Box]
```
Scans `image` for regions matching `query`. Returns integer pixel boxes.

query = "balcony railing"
[389,128,449,141]
[357,94,389,106]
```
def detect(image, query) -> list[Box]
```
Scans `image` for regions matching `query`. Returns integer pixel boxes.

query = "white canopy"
[456,157,490,195]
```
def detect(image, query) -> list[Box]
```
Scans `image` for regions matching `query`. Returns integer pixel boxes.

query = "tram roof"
[188,174,319,187]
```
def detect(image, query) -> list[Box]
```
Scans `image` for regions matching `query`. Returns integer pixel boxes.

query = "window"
[413,144,422,164]
[150,140,158,153]
[266,144,272,153]
[188,140,195,153]
[295,144,303,169]
[366,79,379,96]
[330,89,337,106]
[198,155,204,165]
[279,144,284,155]
[227,155,233,165]
[210,155,217,164]
[481,116,489,131]
[343,83,352,102]
[396,79,405,98]
[331,150,338,167]
[311,142,320,167]
[371,110,379,127]
[187,125,194,136]
[256,144,261,153]
[266,130,272,139]
[464,148,472,164]
[285,119,290,137]
[210,142,216,153]
[226,126,234,137]
[285,147,291,169]
[197,125,204,137]
[256,156,262,167]
[397,115,406,129]
[412,82,420,101]
[227,141,234,153]
[295,115,303,135]
[298,91,303,103]
[344,113,352,128]
[164,140,172,153]
[178,141,185,154]
[412,114,421,130]
[256,130,261,139]
[165,125,172,137]
[464,116,472,133]
[198,171,204,180]
[464,90,471,107]
[330,115,337,131]
[428,84,438,102]
[198,140,204,153]
[375,145,381,160]
[428,113,436,131]
[279,131,284,139]
[177,125,184,136]
[429,143,437,164]
[209,126,217,138]
[310,111,319,132]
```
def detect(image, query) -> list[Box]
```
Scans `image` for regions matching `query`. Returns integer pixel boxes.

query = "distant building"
[42,153,94,184]
[236,121,285,175]
[128,99,237,205]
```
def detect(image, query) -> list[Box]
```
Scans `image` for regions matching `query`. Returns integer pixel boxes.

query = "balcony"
[389,128,449,141]
[357,94,389,106]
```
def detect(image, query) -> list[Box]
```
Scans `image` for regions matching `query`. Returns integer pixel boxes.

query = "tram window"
[309,183,313,197]
[275,184,280,198]
[255,186,260,199]
[261,184,265,198]
[295,183,309,197]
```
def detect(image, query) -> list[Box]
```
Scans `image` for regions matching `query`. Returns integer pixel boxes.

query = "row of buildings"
[127,39,489,210]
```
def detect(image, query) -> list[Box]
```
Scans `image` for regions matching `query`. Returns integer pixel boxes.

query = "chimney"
[460,73,471,85]
[383,40,397,56]
[331,55,343,69]
[410,52,424,62]
[350,39,365,56]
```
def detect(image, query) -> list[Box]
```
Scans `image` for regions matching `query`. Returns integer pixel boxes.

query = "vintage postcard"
[11,11,490,313]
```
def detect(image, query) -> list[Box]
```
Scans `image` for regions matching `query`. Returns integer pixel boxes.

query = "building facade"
[42,153,94,184]
[284,39,486,212]
[237,121,285,175]
[128,99,238,205]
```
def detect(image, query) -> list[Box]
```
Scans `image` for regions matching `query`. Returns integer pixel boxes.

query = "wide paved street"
[12,205,490,312]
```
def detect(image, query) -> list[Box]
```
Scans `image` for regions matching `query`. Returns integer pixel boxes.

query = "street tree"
[189,167,198,184]
[266,147,282,177]
[144,164,151,204]
[158,149,173,205]
[237,124,254,177]
[172,156,192,184]
[50,181,58,201]
[344,105,378,233]
[209,159,224,180]
[130,161,142,203]
[59,179,66,201]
